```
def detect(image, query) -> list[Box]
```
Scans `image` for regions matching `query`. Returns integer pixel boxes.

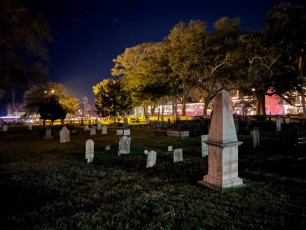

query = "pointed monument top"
[208,89,237,144]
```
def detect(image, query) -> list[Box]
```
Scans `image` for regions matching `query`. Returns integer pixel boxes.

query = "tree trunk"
[172,96,178,121]
[202,95,211,117]
[161,104,164,121]
[151,102,157,116]
[255,92,266,115]
[143,105,147,117]
[182,101,186,116]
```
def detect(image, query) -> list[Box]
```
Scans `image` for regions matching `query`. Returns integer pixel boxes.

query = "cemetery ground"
[0,122,306,229]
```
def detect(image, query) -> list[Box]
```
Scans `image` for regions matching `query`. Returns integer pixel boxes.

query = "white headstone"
[173,148,183,162]
[105,145,110,151]
[168,146,173,152]
[28,123,32,131]
[44,128,53,139]
[102,125,107,134]
[144,150,148,154]
[146,151,157,168]
[201,135,208,157]
[60,126,70,143]
[285,117,290,124]
[85,139,94,163]
[234,119,239,132]
[251,127,260,148]
[2,124,8,132]
[84,125,90,131]
[118,136,131,155]
[90,127,96,135]
[198,89,243,190]
[97,122,102,130]
[116,130,123,135]
[124,129,130,136]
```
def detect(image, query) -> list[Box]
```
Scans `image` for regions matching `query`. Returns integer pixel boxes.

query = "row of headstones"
[145,148,183,168]
[0,123,32,132]
[85,133,209,167]
[234,116,289,133]
[84,137,185,168]
[44,126,133,143]
[84,124,108,135]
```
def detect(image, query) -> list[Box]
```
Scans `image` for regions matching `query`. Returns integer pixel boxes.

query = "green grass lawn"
[0,124,305,229]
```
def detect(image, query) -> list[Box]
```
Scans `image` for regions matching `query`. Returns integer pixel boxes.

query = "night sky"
[25,0,305,104]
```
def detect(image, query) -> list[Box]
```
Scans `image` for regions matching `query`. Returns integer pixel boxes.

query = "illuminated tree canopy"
[23,82,79,123]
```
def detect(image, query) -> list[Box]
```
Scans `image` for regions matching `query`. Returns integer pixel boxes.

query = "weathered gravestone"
[60,126,70,143]
[168,146,173,152]
[251,127,260,148]
[276,116,281,132]
[44,128,53,139]
[85,139,94,163]
[97,122,102,130]
[118,136,131,155]
[146,151,157,168]
[84,125,90,131]
[198,89,243,190]
[173,148,183,162]
[116,130,123,135]
[285,117,290,124]
[124,129,130,136]
[2,124,8,132]
[102,125,107,134]
[105,145,110,151]
[144,150,148,154]
[201,135,208,157]
[90,127,96,135]
[28,123,32,131]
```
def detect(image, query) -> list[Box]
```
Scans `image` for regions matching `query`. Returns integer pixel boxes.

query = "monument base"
[198,175,244,190]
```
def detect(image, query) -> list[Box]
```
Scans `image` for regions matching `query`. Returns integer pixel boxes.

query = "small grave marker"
[173,148,183,162]
[102,125,107,134]
[60,126,70,143]
[251,127,260,148]
[116,130,123,135]
[2,124,8,132]
[201,135,208,157]
[124,129,130,136]
[44,128,53,139]
[146,151,157,168]
[90,127,96,135]
[97,122,102,130]
[276,116,281,132]
[118,136,131,155]
[85,139,94,163]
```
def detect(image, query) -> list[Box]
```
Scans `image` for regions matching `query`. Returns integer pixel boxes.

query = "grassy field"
[0,123,305,229]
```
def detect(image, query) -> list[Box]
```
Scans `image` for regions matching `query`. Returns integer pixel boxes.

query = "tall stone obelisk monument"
[198,89,243,189]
